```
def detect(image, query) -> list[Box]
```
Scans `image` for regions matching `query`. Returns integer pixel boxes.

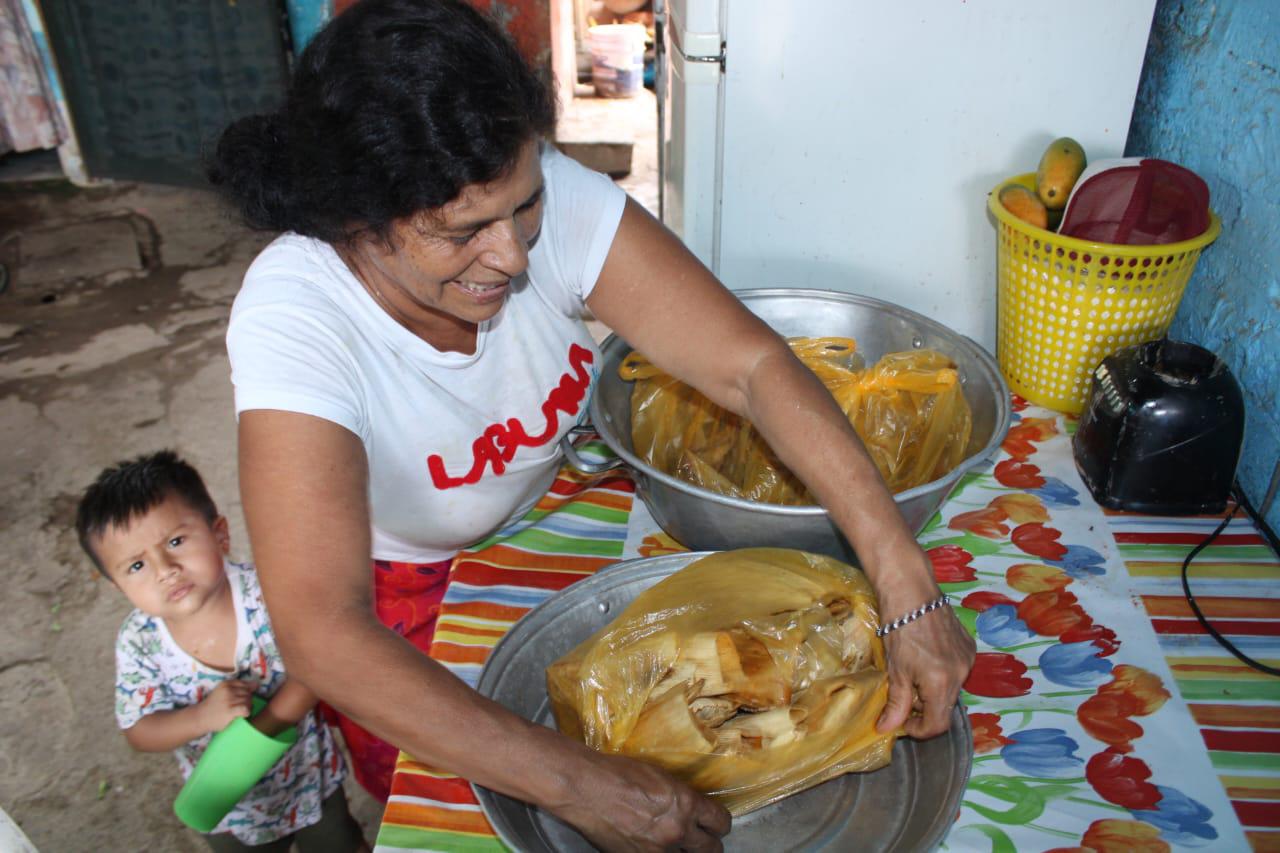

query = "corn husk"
[545,548,897,815]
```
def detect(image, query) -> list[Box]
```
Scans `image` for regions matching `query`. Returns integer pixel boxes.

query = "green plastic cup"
[173,698,298,833]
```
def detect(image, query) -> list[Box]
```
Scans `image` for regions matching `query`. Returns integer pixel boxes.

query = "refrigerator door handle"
[684,50,725,69]
[655,0,666,220]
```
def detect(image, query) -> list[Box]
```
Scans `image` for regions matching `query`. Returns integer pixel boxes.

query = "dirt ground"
[0,91,656,850]
[0,176,391,850]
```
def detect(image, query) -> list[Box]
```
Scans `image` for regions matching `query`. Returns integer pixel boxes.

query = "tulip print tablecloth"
[374,409,1280,853]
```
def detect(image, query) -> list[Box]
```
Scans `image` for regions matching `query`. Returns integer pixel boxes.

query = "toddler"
[76,450,367,852]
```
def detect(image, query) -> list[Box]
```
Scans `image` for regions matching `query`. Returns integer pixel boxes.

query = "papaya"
[1035,137,1087,210]
[998,183,1049,229]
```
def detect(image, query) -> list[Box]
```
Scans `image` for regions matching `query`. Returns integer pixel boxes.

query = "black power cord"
[1180,481,1280,677]
[1238,473,1280,558]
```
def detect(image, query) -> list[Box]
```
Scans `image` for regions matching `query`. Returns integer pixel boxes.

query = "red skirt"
[320,557,451,802]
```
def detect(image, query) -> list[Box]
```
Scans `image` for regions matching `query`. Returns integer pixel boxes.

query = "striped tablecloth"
[379,451,636,853]
[374,414,1280,853]
[1106,509,1280,850]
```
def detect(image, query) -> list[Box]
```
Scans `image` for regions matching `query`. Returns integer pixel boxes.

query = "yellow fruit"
[998,184,1049,229]
[1035,137,1087,210]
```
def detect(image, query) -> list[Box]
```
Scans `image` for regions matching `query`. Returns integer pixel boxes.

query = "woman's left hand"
[873,561,976,739]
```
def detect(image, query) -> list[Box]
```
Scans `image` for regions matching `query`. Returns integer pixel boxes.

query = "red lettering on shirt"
[427,344,595,489]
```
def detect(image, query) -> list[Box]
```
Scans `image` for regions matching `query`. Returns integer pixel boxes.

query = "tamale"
[690,696,738,728]
[622,683,716,766]
[546,548,899,816]
[716,707,801,751]
[716,630,791,709]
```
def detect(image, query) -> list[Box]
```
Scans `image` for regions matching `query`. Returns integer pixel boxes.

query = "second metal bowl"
[564,288,1011,563]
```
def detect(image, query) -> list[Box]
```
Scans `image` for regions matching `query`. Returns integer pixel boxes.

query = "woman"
[211,1,974,849]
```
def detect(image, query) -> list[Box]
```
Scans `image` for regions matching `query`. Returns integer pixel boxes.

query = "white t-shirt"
[114,562,345,844]
[227,146,626,562]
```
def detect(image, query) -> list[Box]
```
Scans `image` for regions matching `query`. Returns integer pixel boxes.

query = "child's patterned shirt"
[115,561,345,844]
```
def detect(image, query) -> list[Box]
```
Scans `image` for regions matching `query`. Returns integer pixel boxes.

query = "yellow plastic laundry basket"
[989,173,1220,415]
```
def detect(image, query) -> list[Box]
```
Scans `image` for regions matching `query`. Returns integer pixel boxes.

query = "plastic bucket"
[988,173,1220,415]
[588,24,645,98]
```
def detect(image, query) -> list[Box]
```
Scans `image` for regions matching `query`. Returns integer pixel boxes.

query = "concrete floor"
[0,89,656,850]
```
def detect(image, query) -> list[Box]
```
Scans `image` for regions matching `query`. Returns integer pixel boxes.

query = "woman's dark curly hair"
[207,0,557,244]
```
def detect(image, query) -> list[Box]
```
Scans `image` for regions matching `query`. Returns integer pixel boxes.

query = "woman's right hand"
[551,751,731,852]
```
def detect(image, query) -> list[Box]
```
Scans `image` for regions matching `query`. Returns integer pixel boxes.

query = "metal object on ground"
[564,288,1011,563]
[473,551,974,853]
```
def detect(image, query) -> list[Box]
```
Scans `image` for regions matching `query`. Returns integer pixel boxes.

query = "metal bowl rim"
[588,287,1012,517]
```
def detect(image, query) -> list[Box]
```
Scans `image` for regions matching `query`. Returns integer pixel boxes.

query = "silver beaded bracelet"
[876,594,952,638]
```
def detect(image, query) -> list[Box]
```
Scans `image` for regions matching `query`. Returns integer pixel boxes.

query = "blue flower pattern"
[1030,476,1081,507]
[976,604,1036,648]
[1130,785,1219,846]
[1039,641,1114,688]
[1047,543,1108,579]
[1000,728,1085,778]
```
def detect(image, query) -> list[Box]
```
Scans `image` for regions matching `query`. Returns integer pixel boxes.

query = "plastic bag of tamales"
[545,548,898,815]
[623,338,973,502]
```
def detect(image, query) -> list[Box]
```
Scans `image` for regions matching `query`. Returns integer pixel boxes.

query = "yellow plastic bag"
[623,338,972,503]
[546,548,897,815]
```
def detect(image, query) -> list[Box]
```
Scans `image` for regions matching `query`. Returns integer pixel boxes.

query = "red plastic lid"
[1058,157,1210,245]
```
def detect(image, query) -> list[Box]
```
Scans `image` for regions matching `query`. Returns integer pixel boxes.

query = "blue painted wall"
[285,0,332,54]
[1127,0,1280,531]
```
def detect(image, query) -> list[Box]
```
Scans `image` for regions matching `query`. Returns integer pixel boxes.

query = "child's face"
[92,493,231,622]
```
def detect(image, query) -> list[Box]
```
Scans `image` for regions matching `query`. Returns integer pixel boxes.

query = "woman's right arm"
[238,409,729,851]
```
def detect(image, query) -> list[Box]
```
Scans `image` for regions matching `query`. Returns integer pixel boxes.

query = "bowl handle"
[560,425,629,474]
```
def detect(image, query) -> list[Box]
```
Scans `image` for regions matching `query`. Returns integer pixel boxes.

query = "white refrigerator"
[657,0,1158,350]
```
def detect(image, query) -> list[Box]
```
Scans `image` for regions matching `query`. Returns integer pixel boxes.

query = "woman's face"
[345,138,545,350]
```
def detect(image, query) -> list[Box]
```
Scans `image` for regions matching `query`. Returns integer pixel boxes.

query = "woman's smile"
[452,279,510,302]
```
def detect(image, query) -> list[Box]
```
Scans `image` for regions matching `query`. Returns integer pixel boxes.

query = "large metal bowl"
[473,551,974,852]
[565,289,1011,563]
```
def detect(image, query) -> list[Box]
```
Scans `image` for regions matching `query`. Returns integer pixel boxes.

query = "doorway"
[37,0,290,186]
[552,0,658,216]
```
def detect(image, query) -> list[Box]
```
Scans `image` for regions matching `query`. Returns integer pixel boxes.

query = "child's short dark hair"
[75,450,220,575]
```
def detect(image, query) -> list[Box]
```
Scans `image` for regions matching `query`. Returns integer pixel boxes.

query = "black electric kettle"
[1072,339,1245,515]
